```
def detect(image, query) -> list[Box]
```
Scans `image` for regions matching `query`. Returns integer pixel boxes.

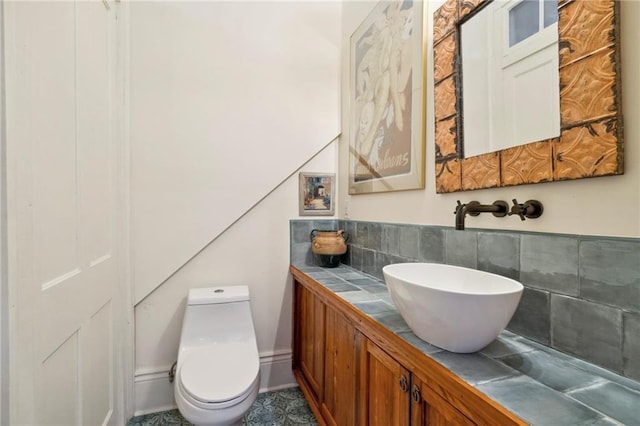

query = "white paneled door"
[5,1,126,424]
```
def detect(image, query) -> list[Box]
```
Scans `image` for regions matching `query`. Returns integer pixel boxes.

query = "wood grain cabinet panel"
[359,338,411,426]
[322,306,358,426]
[293,281,325,403]
[360,339,475,426]
[411,375,475,426]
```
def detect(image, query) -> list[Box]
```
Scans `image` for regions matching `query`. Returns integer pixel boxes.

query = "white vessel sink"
[382,263,523,353]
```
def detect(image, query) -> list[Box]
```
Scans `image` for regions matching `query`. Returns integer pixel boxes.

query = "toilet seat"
[179,343,259,405]
[176,370,259,412]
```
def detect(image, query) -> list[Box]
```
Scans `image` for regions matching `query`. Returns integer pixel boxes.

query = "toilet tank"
[187,286,249,305]
[179,286,256,350]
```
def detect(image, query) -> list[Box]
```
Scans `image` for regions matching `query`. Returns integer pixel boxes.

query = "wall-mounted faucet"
[454,200,509,230]
[454,199,544,230]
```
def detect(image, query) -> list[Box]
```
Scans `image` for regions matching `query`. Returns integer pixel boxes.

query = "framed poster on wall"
[349,0,426,194]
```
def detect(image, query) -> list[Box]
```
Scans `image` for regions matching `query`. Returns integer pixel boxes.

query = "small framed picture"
[299,173,335,216]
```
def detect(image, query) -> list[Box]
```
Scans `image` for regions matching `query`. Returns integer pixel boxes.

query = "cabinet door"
[322,306,359,426]
[294,281,325,401]
[359,338,411,426]
[411,375,475,426]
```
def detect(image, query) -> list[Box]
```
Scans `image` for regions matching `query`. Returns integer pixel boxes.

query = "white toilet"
[174,286,260,426]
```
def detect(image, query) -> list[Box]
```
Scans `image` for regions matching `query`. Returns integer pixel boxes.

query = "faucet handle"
[509,199,526,221]
[509,199,543,221]
[454,200,464,215]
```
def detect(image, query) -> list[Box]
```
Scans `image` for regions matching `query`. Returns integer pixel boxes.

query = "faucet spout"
[455,201,476,230]
[454,200,509,230]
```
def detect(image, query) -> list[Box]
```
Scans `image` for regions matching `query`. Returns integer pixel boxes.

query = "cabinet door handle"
[399,375,409,393]
[412,384,421,404]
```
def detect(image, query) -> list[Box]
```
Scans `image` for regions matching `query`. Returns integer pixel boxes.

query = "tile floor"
[128,387,318,426]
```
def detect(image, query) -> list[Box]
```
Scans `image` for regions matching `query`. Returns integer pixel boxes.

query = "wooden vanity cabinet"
[411,376,475,426]
[294,281,325,402]
[321,305,359,425]
[359,337,411,425]
[291,268,525,426]
[293,279,358,425]
[360,338,473,426]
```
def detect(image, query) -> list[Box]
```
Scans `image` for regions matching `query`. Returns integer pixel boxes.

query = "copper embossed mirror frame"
[433,0,623,193]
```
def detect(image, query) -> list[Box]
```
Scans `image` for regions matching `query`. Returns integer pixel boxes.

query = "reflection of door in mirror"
[462,0,560,157]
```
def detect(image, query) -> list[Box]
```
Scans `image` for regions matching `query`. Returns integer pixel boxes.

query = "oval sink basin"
[382,263,523,353]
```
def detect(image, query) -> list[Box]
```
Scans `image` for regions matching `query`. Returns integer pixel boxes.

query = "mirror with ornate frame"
[433,0,623,193]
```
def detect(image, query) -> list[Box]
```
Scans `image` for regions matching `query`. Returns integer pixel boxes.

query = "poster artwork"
[352,0,414,182]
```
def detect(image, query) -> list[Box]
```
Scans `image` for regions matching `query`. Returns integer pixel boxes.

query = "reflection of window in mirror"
[509,0,557,45]
[462,0,560,158]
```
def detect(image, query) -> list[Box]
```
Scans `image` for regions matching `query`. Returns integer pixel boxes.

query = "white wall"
[340,0,640,238]
[129,0,341,414]
[130,0,341,303]
[134,143,337,415]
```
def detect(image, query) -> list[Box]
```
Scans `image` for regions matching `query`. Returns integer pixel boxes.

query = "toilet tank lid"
[187,286,249,305]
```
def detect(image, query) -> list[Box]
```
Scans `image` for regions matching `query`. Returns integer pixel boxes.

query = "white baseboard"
[134,350,296,416]
[133,366,177,416]
[257,350,296,393]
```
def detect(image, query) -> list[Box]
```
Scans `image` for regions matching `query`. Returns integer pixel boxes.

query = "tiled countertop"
[293,263,640,426]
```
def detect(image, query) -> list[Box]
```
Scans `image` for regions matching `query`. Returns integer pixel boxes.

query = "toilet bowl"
[174,286,260,426]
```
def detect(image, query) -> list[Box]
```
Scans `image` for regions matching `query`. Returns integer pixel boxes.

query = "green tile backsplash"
[291,219,640,382]
[520,234,580,296]
[580,239,640,312]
